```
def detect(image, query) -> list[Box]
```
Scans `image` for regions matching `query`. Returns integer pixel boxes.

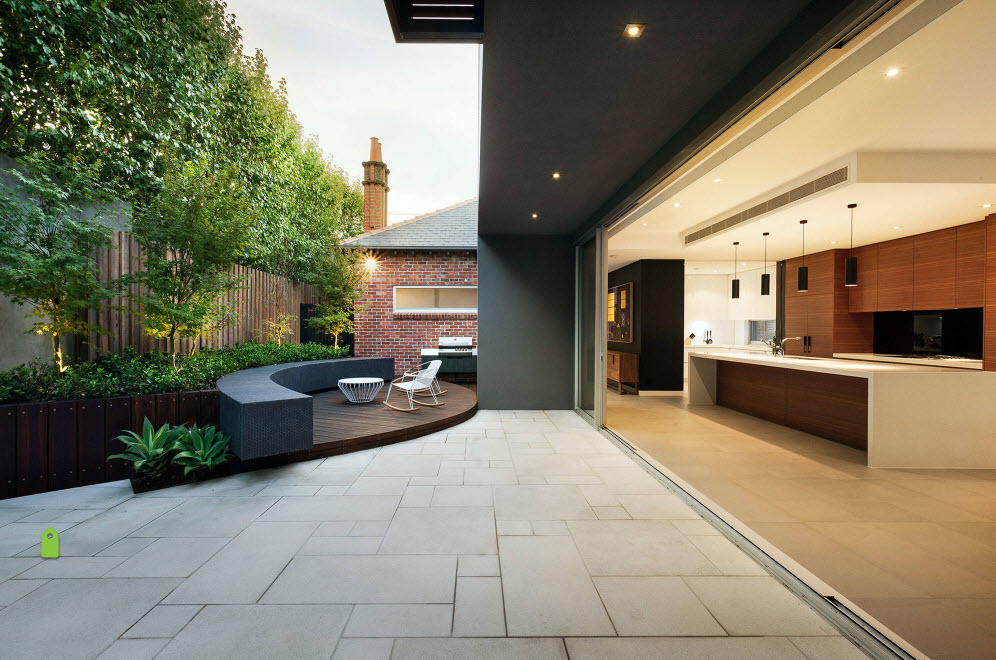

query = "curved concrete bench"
[217,357,395,460]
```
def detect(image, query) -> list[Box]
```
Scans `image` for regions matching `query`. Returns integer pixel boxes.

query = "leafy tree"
[0,156,121,371]
[306,249,368,348]
[0,0,239,194]
[130,159,252,367]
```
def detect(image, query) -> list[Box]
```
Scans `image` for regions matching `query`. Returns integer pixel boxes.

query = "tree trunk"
[52,333,65,373]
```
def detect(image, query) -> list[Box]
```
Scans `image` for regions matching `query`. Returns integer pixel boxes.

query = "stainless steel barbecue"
[421,337,477,374]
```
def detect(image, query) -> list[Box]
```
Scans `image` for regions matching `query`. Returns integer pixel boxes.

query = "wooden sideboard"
[607,350,639,394]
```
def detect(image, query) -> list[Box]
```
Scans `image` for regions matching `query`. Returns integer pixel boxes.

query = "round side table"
[337,377,384,403]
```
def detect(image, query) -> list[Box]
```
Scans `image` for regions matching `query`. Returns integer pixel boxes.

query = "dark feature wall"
[477,235,575,410]
[608,260,684,391]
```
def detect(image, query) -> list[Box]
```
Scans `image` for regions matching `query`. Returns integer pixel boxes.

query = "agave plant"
[107,418,187,476]
[171,425,233,477]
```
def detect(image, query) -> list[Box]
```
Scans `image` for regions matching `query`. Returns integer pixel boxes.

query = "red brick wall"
[354,249,477,374]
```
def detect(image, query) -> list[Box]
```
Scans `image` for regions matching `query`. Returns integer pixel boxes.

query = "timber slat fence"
[88,230,321,359]
[1,389,220,500]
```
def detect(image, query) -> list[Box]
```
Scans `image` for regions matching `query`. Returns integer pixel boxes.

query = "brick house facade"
[345,140,478,375]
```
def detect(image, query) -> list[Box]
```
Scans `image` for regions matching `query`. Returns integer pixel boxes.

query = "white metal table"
[337,377,384,403]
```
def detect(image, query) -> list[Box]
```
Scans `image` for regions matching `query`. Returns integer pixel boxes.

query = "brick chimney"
[362,137,389,232]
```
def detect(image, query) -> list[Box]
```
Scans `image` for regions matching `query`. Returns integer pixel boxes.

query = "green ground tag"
[41,527,59,558]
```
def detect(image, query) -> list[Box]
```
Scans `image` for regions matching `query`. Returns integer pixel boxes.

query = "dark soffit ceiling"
[476,0,874,236]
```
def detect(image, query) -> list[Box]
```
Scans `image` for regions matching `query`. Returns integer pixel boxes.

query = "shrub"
[171,425,233,477]
[0,341,347,405]
[107,419,187,477]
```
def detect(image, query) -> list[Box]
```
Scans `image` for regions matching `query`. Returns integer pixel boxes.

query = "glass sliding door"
[575,228,606,425]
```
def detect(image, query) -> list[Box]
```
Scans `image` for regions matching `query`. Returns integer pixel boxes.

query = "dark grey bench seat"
[217,357,395,460]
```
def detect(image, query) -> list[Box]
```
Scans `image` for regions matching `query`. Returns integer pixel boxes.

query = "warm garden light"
[531,213,538,218]
[624,24,645,38]
[552,172,561,179]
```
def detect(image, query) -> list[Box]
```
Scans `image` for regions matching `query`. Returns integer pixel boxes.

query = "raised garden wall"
[1,389,220,500]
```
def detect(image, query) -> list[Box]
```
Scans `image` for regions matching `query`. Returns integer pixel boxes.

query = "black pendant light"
[845,203,858,287]
[731,241,740,299]
[761,232,771,295]
[798,220,809,292]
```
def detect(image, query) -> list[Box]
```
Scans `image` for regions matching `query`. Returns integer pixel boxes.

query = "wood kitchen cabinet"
[877,237,914,311]
[783,249,872,357]
[914,228,957,310]
[847,244,878,312]
[956,221,985,308]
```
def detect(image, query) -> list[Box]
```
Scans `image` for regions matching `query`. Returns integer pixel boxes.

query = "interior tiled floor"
[0,410,862,659]
[607,390,996,660]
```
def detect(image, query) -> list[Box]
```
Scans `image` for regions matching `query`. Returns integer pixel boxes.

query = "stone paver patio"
[0,410,864,659]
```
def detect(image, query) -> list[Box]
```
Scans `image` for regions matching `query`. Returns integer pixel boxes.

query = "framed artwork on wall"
[608,282,633,343]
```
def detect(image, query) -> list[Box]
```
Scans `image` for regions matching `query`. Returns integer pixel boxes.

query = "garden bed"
[0,342,348,500]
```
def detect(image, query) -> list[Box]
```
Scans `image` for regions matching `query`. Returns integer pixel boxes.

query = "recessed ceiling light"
[624,23,645,38]
[741,262,746,266]
[641,223,647,226]
[713,269,717,273]
[983,203,992,208]
[673,202,680,208]
[831,240,837,244]
[886,67,900,77]
[531,213,538,219]
[713,178,722,183]
[892,226,902,229]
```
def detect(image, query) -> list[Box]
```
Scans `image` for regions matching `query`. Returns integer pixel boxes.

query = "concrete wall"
[477,235,575,410]
[0,294,51,369]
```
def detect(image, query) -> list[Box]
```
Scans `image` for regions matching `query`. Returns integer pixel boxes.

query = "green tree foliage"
[0,0,239,194]
[130,159,252,366]
[213,50,363,281]
[0,155,120,371]
[0,1,365,367]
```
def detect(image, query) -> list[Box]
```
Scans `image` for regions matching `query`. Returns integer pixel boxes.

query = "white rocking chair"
[384,360,444,412]
[408,360,448,397]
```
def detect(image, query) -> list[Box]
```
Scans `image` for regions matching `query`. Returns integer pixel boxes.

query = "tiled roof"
[344,198,478,250]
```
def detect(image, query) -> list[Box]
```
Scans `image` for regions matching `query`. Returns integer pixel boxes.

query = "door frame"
[574,227,608,427]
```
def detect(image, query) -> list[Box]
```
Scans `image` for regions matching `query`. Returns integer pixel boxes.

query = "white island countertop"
[687,350,967,378]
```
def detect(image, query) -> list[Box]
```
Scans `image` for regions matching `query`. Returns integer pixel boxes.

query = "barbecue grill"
[421,337,477,375]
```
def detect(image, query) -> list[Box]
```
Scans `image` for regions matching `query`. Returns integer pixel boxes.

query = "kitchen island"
[688,351,996,468]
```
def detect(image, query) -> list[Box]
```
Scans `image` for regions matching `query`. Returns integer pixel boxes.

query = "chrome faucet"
[766,337,801,357]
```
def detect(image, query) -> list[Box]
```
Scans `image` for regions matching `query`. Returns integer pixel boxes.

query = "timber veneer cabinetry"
[607,350,639,394]
[877,237,914,311]
[784,250,872,358]
[846,221,985,313]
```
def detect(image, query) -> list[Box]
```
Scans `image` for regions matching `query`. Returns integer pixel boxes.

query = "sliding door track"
[599,426,917,660]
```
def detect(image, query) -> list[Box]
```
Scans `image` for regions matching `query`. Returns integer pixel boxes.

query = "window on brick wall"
[394,286,477,313]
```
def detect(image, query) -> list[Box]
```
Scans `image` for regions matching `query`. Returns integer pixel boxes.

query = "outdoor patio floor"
[0,410,863,659]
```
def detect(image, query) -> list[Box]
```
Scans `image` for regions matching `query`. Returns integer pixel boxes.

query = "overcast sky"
[227,0,481,222]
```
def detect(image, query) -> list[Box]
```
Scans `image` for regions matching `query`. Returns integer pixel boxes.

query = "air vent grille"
[684,166,848,245]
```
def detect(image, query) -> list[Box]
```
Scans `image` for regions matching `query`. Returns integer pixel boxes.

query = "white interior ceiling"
[609,0,996,272]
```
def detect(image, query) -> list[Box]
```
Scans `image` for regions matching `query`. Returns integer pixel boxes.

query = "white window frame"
[393,285,478,314]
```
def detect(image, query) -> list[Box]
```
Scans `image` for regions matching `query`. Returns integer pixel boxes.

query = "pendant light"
[731,242,740,299]
[845,203,858,287]
[761,232,771,295]
[798,220,809,292]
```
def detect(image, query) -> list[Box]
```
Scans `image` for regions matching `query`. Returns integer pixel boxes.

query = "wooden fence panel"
[104,396,132,481]
[16,403,47,496]
[47,401,78,491]
[1,404,17,499]
[84,230,322,357]
[77,400,105,486]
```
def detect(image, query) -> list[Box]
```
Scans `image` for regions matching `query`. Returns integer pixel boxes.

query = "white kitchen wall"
[684,268,775,345]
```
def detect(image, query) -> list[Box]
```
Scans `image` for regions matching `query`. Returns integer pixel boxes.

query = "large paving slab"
[0,409,865,659]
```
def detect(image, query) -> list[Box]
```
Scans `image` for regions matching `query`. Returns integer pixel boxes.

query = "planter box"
[0,389,221,501]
